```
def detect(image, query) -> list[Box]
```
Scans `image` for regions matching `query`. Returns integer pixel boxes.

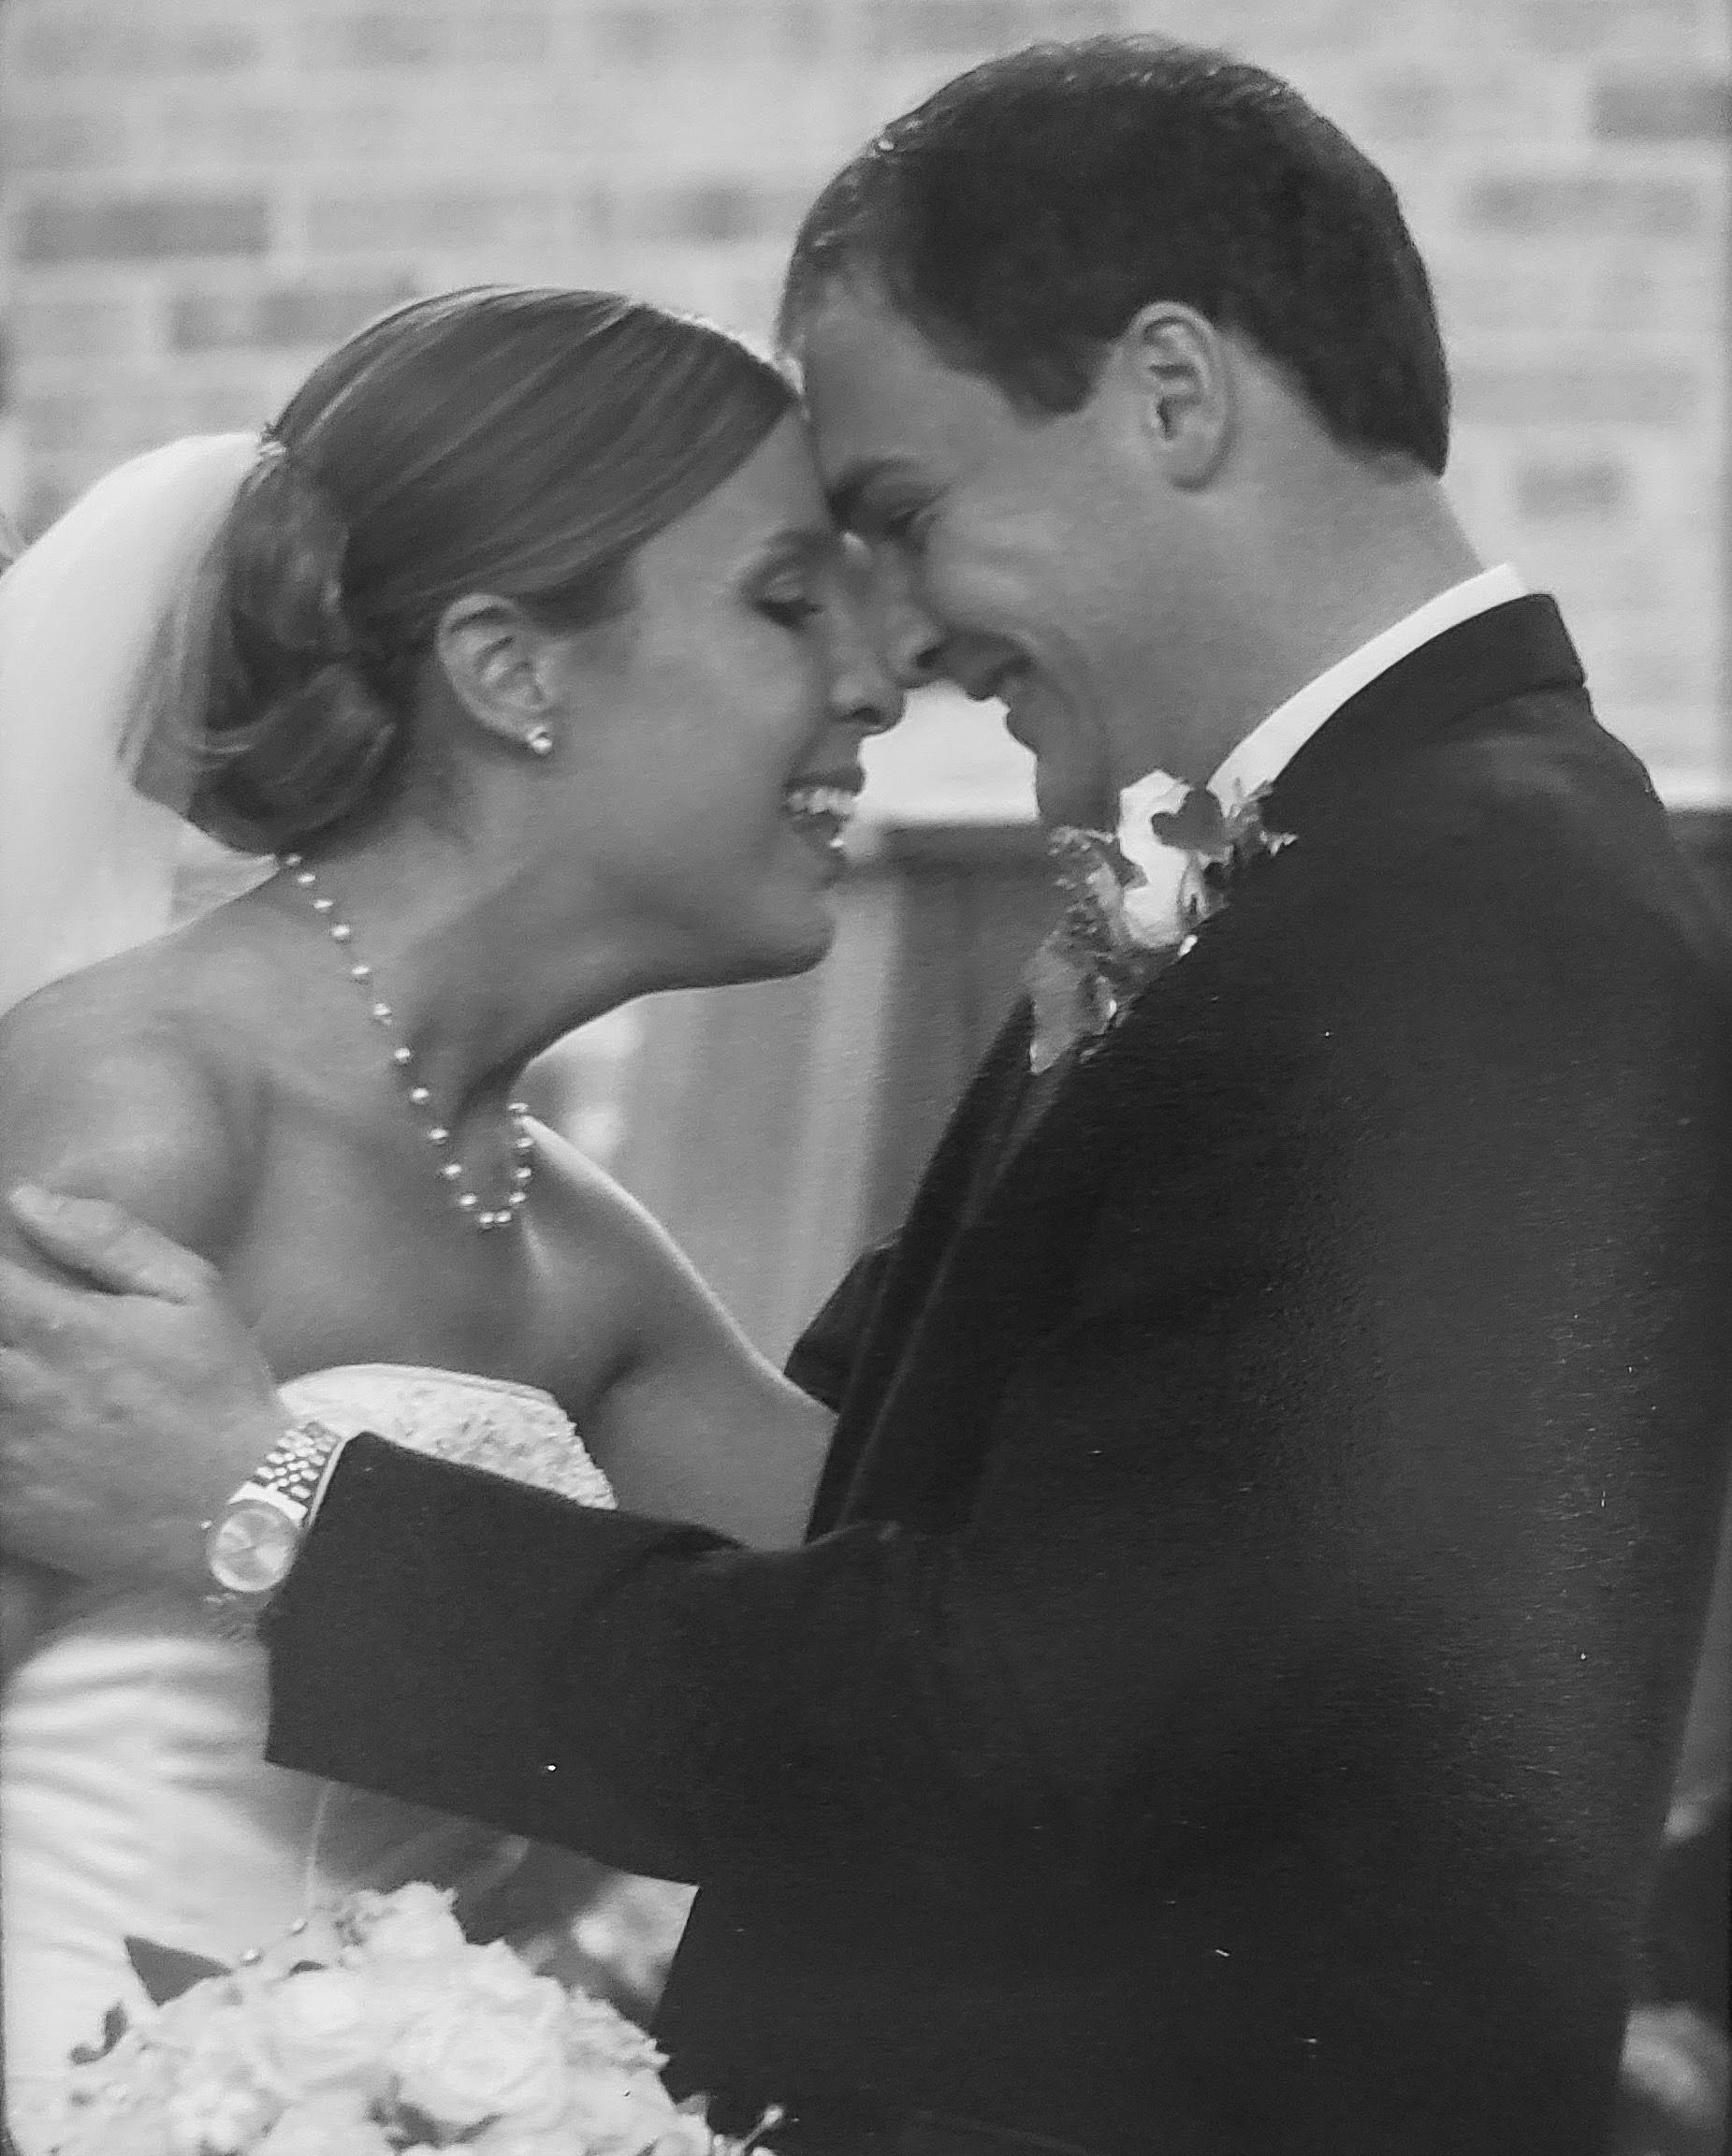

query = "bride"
[0,284,900,2149]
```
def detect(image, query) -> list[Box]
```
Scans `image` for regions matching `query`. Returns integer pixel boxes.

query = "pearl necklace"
[280,852,533,1232]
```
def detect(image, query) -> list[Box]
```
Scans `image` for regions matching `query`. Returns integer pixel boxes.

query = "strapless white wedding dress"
[1,1364,614,2154]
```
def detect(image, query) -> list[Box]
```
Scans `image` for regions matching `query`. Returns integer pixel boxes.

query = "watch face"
[207,1498,299,1595]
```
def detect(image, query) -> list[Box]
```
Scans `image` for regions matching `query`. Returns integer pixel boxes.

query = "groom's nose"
[864,544,946,691]
[826,627,904,736]
[824,538,907,735]
[883,601,945,692]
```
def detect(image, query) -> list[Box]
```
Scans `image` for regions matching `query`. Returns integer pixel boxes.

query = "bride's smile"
[486,411,898,1011]
[780,779,862,865]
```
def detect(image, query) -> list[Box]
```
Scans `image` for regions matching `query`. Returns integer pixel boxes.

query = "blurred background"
[1,5,1727,2141]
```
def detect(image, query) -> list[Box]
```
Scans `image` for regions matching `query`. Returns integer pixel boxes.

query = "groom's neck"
[1138,466,1486,787]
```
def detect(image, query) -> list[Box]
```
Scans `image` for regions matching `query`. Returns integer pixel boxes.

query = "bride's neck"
[250,823,643,1114]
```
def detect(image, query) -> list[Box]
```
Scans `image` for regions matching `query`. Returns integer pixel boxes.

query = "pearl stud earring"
[525,724,555,758]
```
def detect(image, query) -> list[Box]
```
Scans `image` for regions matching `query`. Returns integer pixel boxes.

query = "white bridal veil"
[0,432,269,1019]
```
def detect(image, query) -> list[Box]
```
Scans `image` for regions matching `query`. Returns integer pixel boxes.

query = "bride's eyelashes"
[746,529,836,634]
[756,585,824,631]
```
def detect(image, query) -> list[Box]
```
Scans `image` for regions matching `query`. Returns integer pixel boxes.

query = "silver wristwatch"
[202,1417,346,1634]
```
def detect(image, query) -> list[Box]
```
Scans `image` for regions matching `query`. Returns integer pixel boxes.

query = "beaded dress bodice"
[278,1363,616,1506]
[1,1364,613,2154]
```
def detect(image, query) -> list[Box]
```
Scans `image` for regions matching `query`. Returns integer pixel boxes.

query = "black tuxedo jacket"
[265,599,1732,2156]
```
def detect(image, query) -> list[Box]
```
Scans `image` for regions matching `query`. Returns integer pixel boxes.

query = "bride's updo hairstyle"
[184,286,794,852]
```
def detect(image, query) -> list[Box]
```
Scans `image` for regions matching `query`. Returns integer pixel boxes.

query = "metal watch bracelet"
[200,1416,348,1637]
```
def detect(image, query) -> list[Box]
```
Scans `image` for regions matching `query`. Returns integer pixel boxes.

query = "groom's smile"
[796,277,1186,833]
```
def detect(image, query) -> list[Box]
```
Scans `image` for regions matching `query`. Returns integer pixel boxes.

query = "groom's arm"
[264,810,1732,1890]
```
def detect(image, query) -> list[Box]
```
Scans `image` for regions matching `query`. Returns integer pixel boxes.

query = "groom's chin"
[1036,779,1117,834]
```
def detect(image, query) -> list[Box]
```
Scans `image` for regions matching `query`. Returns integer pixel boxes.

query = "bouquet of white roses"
[51,1884,779,2156]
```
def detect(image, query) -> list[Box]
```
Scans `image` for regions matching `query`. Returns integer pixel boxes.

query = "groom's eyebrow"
[763,523,839,562]
[824,459,898,532]
[749,524,842,578]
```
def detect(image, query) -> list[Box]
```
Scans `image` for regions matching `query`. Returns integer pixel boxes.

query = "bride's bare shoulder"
[519,1116,679,1273]
[520,1114,763,1359]
[0,943,267,1259]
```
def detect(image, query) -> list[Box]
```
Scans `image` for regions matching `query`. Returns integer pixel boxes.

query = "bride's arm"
[0,987,255,1580]
[528,1125,834,1551]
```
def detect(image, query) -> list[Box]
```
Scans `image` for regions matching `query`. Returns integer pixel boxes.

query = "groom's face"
[800,281,1180,829]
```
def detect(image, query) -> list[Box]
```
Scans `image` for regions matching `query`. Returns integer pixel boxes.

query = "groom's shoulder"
[1334,677,1648,842]
[1418,684,1654,833]
[1215,686,1731,1050]
[1295,683,1698,939]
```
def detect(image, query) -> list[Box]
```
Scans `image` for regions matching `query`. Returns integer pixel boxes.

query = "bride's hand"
[0,1185,284,1589]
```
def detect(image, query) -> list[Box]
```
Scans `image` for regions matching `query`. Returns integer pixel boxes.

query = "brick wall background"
[1,0,1726,803]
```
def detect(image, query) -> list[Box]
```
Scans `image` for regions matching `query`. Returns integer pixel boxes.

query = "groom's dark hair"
[779,37,1451,476]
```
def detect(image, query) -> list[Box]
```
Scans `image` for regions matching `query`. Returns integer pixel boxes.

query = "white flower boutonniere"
[1024,771,1293,1073]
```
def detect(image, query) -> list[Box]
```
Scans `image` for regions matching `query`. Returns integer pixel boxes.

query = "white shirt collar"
[1201,564,1528,808]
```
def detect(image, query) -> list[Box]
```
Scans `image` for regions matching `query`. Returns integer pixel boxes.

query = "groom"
[4,39,1731,2156]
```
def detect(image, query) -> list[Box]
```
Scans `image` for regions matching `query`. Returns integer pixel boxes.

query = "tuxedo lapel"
[826,994,1182,1529]
[807,1002,1034,1534]
[829,1111,1109,1530]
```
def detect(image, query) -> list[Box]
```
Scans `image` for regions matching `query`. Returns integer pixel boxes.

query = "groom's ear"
[431,594,562,750]
[1113,303,1232,489]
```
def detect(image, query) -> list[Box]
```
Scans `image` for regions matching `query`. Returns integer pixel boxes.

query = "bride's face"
[544,414,899,989]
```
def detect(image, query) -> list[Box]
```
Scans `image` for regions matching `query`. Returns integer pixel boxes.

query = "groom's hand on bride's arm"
[0,1185,284,1586]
